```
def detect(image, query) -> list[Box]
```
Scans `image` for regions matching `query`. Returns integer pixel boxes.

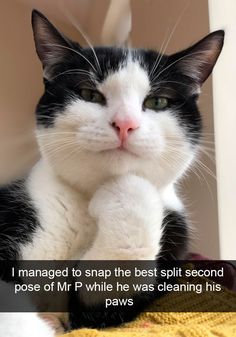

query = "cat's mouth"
[101,146,140,158]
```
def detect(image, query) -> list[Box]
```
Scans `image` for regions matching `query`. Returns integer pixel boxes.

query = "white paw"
[86,174,164,260]
[0,313,55,337]
[89,174,161,218]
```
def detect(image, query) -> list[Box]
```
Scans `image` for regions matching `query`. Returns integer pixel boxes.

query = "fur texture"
[0,9,224,336]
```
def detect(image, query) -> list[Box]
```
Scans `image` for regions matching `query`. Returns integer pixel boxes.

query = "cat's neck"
[29,159,183,213]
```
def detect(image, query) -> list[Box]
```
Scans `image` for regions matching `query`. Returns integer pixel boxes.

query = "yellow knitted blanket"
[61,279,236,337]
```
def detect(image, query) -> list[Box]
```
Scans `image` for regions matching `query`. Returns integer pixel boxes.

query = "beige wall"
[209,0,236,259]
[0,0,219,258]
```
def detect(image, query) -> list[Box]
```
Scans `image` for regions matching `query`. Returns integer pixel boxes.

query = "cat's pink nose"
[112,118,140,142]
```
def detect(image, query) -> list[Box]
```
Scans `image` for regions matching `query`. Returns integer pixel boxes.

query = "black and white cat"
[0,10,224,337]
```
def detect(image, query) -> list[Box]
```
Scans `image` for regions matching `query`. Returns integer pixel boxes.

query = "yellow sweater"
[61,278,236,337]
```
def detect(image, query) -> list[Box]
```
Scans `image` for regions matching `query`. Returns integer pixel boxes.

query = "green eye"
[79,89,105,104]
[144,97,169,111]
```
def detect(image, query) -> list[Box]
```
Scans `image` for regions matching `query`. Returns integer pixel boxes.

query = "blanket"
[60,274,236,337]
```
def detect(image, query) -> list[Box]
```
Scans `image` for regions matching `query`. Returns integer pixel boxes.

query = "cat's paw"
[39,314,66,335]
[0,313,55,337]
[87,174,164,259]
[89,174,162,218]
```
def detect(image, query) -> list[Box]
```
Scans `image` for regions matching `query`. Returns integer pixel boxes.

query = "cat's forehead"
[82,47,166,84]
[98,58,150,99]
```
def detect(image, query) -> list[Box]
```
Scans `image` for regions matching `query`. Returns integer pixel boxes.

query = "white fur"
[0,281,55,337]
[0,313,55,337]
[21,161,95,260]
[84,174,163,260]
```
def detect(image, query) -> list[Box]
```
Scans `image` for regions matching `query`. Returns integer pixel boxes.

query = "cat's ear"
[31,10,78,74]
[172,30,224,85]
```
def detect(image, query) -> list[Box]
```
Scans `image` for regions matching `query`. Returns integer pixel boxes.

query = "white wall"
[209,0,236,259]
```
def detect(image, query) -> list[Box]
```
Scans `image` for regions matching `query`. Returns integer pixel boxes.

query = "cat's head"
[32,10,224,192]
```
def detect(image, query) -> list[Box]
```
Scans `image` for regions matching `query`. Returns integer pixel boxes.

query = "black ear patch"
[170,30,224,84]
[31,10,78,74]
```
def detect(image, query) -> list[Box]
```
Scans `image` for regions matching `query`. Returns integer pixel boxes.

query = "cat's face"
[32,10,224,192]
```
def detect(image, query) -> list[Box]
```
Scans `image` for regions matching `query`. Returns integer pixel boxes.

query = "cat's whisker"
[51,69,95,81]
[149,28,171,78]
[150,86,188,101]
[42,143,82,158]
[153,80,199,91]
[198,148,215,164]
[41,144,75,152]
[38,140,76,150]
[36,130,77,134]
[194,159,216,180]
[152,50,215,82]
[163,143,217,182]
[199,137,216,143]
[160,148,215,200]
[62,7,102,76]
[38,134,77,142]
[165,136,216,150]
[37,135,76,144]
[38,137,76,146]
[191,164,216,202]
[45,142,86,162]
[43,43,98,74]
[187,165,206,187]
[150,1,189,79]
[166,142,215,156]
[59,146,86,162]
[74,78,97,89]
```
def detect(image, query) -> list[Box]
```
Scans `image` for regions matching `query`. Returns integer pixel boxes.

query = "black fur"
[0,181,38,260]
[159,211,189,261]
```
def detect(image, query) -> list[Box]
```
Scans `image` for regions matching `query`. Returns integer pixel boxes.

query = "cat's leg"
[0,281,56,337]
[83,174,164,260]
[39,314,66,335]
[69,174,164,328]
[0,313,55,337]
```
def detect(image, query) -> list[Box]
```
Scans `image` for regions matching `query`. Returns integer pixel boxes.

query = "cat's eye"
[79,89,105,105]
[143,97,169,111]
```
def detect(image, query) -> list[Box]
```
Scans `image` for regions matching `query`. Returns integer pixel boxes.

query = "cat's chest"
[21,164,96,260]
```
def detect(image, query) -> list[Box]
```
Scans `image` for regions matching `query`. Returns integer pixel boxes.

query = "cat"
[0,9,224,337]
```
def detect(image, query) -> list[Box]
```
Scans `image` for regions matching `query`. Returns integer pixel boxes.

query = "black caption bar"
[0,260,235,312]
